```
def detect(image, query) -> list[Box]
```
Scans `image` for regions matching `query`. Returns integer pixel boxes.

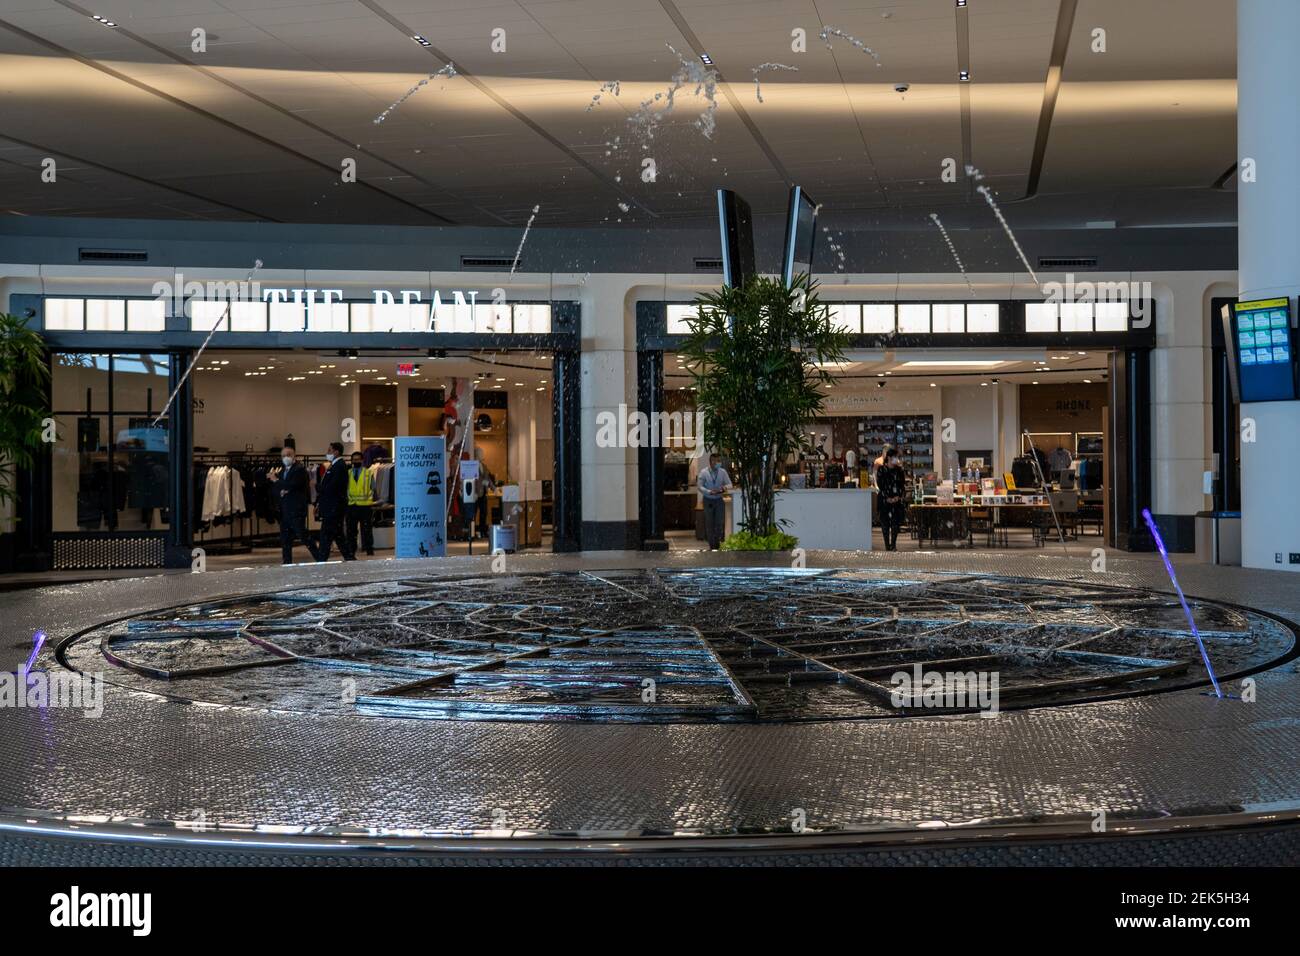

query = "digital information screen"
[1232,297,1297,402]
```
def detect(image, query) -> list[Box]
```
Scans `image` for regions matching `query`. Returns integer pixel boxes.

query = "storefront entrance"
[636,297,1155,553]
[7,292,582,571]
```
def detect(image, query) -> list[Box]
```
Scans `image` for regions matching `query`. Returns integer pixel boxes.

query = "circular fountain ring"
[57,568,1298,723]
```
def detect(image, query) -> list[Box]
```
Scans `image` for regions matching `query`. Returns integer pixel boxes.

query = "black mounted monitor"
[781,186,818,288]
[1227,297,1297,403]
[716,189,755,289]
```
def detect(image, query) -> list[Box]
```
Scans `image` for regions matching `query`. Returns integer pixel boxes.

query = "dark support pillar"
[551,348,582,553]
[1210,299,1241,512]
[1109,348,1153,551]
[164,349,194,569]
[637,349,667,550]
[13,350,53,572]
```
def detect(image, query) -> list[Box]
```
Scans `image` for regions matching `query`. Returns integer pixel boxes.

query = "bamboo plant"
[680,274,848,546]
[0,312,51,515]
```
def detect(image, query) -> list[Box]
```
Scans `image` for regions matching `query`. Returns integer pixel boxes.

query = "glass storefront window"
[1060,303,1093,332]
[967,304,999,332]
[52,352,110,413]
[1025,303,1058,332]
[110,353,171,418]
[127,299,166,331]
[666,304,695,334]
[514,304,552,334]
[898,304,930,333]
[862,305,895,333]
[931,304,965,333]
[269,299,305,332]
[51,414,107,531]
[51,353,171,533]
[191,300,267,332]
[85,300,126,331]
[45,299,85,330]
[1095,302,1129,331]
[306,300,349,332]
[474,303,512,334]
[829,304,861,333]
[113,419,170,532]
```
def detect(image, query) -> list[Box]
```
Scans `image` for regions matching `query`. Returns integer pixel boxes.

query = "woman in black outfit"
[875,446,907,551]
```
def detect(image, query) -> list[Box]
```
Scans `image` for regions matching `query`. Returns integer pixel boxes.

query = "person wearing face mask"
[276,446,317,564]
[315,441,355,562]
[345,450,376,557]
[874,445,907,551]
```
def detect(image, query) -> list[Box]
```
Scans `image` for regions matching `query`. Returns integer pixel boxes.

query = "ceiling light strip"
[1024,0,1080,199]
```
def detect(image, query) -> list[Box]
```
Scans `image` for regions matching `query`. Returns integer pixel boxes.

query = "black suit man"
[276,446,316,564]
[315,441,355,562]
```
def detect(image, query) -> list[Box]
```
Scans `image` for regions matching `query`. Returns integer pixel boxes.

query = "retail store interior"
[51,349,555,564]
[661,348,1111,551]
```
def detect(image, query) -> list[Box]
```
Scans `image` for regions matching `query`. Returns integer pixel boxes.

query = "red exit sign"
[396,363,416,376]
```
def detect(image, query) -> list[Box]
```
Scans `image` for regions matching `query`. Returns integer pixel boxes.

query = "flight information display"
[1232,297,1297,402]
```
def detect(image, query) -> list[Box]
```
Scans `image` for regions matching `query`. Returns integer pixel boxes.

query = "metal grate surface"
[52,533,165,571]
[57,568,1296,723]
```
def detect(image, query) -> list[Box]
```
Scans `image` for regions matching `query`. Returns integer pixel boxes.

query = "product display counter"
[732,488,874,551]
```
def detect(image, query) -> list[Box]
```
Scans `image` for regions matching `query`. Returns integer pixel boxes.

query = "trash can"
[1194,511,1241,566]
[490,523,517,554]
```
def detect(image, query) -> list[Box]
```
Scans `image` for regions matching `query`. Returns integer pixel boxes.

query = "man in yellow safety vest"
[346,450,376,557]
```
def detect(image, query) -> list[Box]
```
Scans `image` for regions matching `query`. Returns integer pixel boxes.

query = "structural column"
[1238,0,1300,571]
[577,276,639,550]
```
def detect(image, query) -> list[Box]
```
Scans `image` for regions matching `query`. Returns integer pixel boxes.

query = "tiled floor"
[1,549,1298,858]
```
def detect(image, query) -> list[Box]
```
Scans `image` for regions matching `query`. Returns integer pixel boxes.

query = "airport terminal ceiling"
[0,0,1238,232]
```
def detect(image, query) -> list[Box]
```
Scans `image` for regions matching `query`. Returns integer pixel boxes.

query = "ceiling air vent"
[460,255,515,269]
[694,257,723,271]
[1037,256,1097,270]
[79,248,148,262]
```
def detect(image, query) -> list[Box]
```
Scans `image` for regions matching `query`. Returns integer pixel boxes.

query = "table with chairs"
[906,496,1090,548]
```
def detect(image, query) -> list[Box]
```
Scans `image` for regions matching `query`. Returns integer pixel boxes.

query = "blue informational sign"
[395,436,447,558]
[1232,298,1297,402]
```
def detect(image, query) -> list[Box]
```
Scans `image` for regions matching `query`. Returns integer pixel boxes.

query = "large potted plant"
[680,274,848,549]
[0,312,51,571]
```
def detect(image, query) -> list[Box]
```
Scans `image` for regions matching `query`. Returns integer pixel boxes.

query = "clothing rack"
[193,453,251,556]
[193,452,324,556]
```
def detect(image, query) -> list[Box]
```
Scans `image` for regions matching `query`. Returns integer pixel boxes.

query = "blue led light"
[1141,509,1223,698]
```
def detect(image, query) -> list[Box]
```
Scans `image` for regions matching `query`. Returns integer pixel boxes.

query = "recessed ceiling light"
[1083,379,1092,384]
[899,360,1004,368]
[91,14,117,28]
[699,53,713,64]
[412,34,431,47]
[1032,381,1039,385]
[959,70,970,82]
[514,382,524,386]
